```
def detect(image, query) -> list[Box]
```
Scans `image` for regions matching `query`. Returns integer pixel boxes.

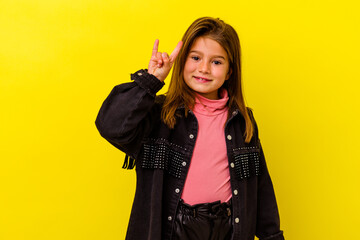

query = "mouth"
[193,76,211,83]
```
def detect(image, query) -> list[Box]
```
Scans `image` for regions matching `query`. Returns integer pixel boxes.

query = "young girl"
[96,17,284,240]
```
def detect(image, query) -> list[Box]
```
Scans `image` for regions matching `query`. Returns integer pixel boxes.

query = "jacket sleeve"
[249,110,285,240]
[256,141,285,240]
[95,69,164,160]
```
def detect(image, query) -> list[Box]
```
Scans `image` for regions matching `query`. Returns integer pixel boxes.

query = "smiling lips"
[194,76,211,83]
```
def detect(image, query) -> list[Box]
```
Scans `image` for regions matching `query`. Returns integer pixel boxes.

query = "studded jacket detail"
[95,69,285,240]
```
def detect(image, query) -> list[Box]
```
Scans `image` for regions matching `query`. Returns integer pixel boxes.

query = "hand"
[148,39,183,82]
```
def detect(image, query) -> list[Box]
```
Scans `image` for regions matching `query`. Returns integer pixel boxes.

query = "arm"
[95,40,183,159]
[95,70,164,158]
[256,141,284,240]
[248,109,284,240]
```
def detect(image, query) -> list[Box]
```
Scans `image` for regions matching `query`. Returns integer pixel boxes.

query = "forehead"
[189,36,228,58]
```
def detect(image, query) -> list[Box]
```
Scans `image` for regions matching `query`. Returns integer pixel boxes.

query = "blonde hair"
[161,17,254,143]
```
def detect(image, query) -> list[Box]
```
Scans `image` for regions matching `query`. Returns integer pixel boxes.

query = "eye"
[191,56,199,61]
[213,60,222,65]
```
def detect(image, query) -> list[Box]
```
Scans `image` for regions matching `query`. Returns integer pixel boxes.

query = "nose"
[198,60,210,74]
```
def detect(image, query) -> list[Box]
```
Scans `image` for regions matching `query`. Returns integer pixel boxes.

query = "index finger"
[169,41,183,62]
[152,39,159,57]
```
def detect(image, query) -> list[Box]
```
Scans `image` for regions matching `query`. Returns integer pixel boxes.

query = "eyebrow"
[189,50,226,60]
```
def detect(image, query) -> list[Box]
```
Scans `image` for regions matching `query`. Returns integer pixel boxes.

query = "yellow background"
[1,0,359,239]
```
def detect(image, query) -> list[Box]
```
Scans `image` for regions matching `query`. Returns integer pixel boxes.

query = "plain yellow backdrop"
[1,0,359,239]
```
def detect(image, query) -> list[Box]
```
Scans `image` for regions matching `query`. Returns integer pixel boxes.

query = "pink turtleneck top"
[181,89,232,205]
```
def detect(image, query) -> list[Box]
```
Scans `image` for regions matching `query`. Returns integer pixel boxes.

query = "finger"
[156,52,163,67]
[162,52,170,67]
[169,41,183,63]
[151,39,159,57]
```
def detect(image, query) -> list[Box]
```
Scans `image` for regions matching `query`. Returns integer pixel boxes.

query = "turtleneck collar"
[193,89,229,116]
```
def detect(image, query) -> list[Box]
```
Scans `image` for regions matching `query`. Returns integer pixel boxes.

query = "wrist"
[130,69,165,97]
[153,73,164,82]
[148,69,164,82]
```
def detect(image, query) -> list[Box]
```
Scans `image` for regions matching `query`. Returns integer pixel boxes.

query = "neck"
[193,89,229,116]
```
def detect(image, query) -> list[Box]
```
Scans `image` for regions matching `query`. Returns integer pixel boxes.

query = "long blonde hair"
[161,17,254,143]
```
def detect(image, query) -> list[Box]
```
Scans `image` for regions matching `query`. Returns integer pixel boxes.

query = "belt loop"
[227,207,231,216]
[193,208,197,217]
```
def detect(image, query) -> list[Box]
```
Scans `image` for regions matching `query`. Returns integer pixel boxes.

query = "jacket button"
[235,217,240,223]
[227,135,232,140]
[233,189,238,195]
[189,134,194,139]
[175,188,180,193]
[230,162,235,168]
[232,110,237,116]
[137,72,143,76]
[182,161,187,166]
[168,216,172,221]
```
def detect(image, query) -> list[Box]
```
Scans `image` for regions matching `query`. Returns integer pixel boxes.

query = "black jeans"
[172,199,233,240]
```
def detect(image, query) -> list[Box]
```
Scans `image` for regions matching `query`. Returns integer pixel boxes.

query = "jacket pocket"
[139,138,186,178]
[232,145,261,180]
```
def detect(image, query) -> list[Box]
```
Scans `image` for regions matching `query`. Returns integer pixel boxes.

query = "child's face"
[183,36,231,100]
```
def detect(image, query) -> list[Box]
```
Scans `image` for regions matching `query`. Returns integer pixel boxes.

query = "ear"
[226,68,232,80]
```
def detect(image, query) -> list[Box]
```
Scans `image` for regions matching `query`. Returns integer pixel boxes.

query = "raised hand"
[148,39,183,82]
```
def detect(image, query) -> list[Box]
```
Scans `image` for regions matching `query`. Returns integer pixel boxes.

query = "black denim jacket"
[95,69,284,240]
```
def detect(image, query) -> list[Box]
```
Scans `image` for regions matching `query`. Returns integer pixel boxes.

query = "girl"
[95,17,284,240]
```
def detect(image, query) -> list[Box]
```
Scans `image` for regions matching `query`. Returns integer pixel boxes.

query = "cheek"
[183,63,192,82]
[213,67,229,78]
[184,61,195,74]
